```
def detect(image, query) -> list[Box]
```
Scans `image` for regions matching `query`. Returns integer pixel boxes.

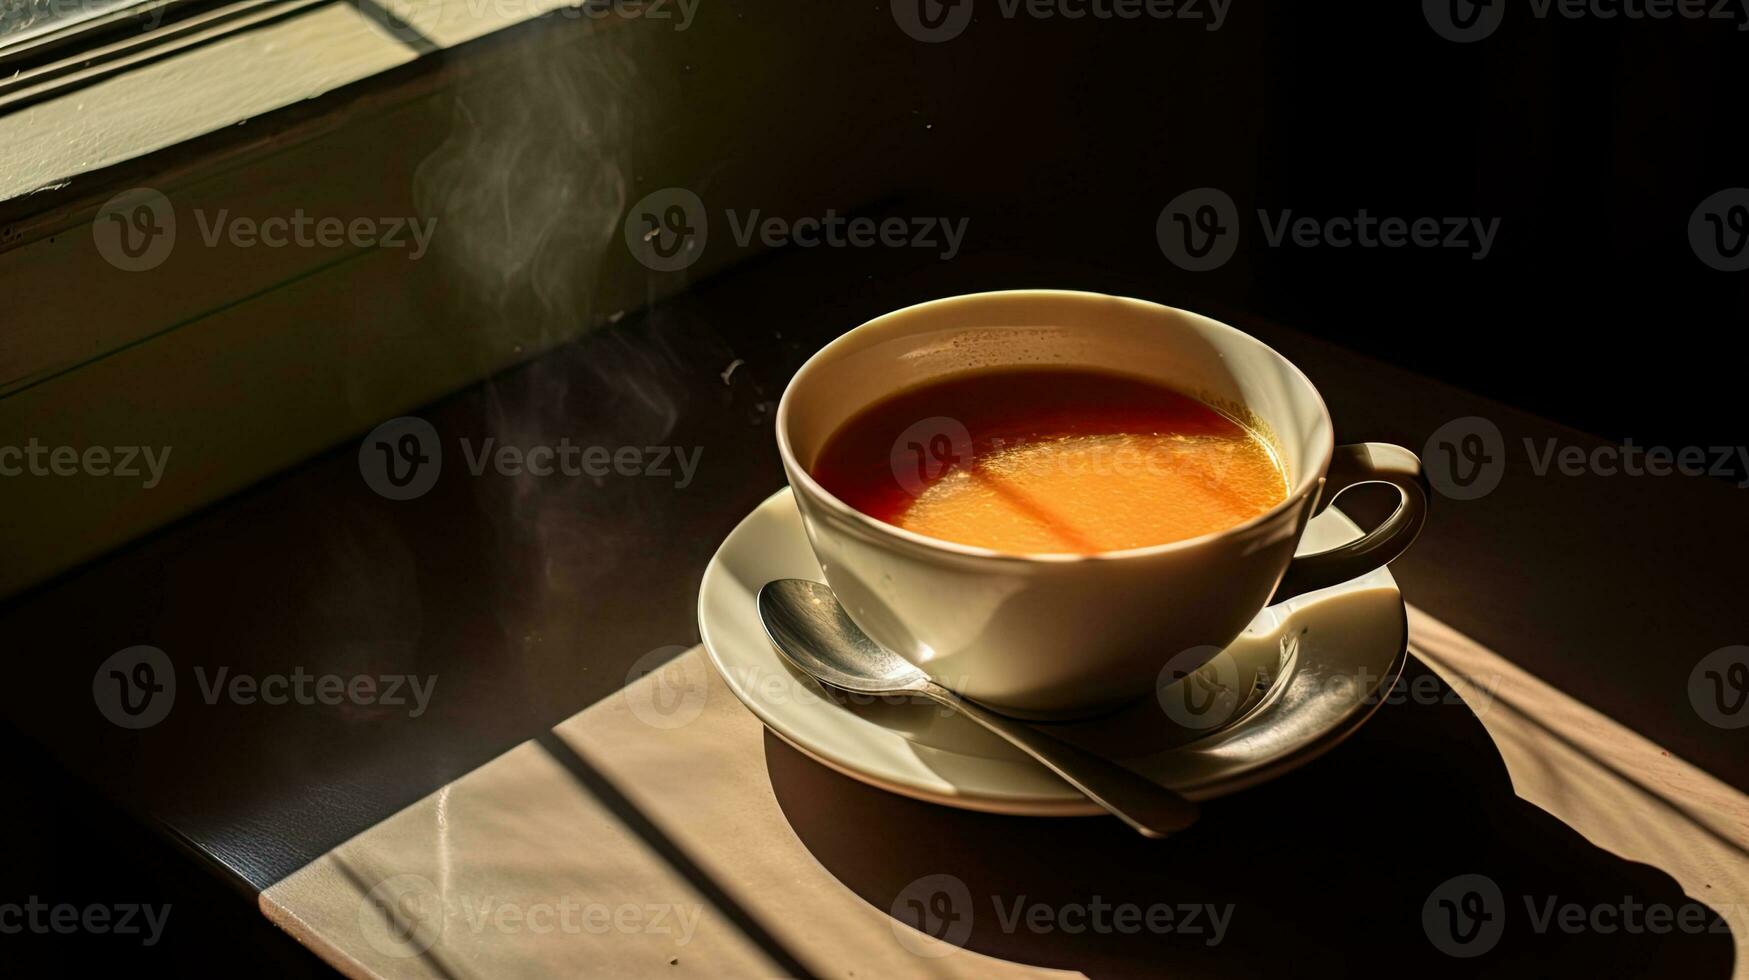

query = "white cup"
[777,290,1427,719]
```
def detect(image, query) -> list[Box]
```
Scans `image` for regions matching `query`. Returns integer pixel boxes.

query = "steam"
[412,27,633,351]
[408,23,703,632]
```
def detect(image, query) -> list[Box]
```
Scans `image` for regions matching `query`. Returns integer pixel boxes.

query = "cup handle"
[1268,442,1429,605]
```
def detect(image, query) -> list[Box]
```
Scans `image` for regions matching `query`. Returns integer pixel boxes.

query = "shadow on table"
[766,656,1736,978]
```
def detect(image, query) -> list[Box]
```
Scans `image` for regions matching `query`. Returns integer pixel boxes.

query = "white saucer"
[698,488,1408,815]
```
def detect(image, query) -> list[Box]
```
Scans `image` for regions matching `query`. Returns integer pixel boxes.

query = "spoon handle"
[921,682,1198,837]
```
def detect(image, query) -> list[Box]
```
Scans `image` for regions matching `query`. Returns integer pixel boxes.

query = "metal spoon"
[757,578,1199,837]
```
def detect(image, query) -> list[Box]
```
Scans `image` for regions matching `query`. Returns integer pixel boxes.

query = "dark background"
[863,2,1749,455]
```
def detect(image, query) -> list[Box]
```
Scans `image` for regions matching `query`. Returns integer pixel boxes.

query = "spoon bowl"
[757,578,1199,837]
[758,579,929,695]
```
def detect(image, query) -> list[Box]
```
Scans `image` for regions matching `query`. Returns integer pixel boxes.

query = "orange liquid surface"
[811,369,1288,554]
